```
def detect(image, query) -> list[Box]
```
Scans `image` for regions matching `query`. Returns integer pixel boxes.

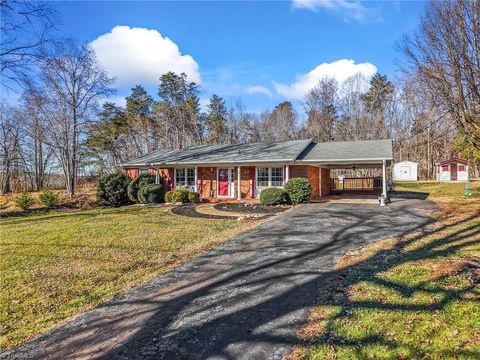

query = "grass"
[288,181,480,360]
[0,205,257,350]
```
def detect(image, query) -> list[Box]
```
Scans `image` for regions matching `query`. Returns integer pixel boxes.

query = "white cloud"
[274,59,377,100]
[245,85,273,98]
[90,26,201,87]
[292,0,381,23]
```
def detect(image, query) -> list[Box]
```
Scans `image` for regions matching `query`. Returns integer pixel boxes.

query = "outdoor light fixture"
[352,165,357,170]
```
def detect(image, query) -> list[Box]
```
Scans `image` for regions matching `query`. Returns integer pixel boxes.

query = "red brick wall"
[319,168,331,197]
[198,167,217,198]
[159,168,174,192]
[290,165,321,199]
[126,168,139,179]
[233,166,255,199]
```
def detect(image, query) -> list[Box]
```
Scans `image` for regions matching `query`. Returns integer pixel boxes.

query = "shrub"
[188,191,200,203]
[97,173,131,207]
[260,188,288,205]
[127,173,155,202]
[0,201,8,210]
[164,188,191,203]
[15,193,34,210]
[285,177,312,204]
[138,184,164,204]
[39,189,60,207]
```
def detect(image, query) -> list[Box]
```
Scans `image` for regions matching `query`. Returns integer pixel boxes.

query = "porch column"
[237,166,242,200]
[285,165,290,184]
[194,166,198,192]
[155,168,160,185]
[382,159,387,197]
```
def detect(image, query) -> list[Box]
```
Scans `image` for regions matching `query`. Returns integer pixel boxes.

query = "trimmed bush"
[39,189,60,207]
[138,184,164,204]
[97,173,131,207]
[15,193,34,210]
[188,191,200,203]
[127,173,155,202]
[164,188,190,204]
[285,177,312,204]
[260,188,288,206]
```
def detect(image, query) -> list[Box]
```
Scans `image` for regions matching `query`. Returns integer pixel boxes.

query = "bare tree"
[400,0,480,152]
[0,103,22,193]
[19,92,54,190]
[31,40,114,197]
[304,77,338,142]
[0,0,56,89]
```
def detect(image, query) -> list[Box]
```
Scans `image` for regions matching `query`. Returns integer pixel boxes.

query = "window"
[458,165,466,171]
[256,167,284,187]
[256,168,269,187]
[140,168,148,174]
[175,168,195,188]
[271,167,284,186]
[441,165,449,172]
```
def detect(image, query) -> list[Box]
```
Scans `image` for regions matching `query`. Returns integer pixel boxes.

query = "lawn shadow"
[3,201,479,359]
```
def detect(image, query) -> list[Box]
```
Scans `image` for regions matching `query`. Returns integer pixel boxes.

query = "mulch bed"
[171,205,239,220]
[213,203,290,214]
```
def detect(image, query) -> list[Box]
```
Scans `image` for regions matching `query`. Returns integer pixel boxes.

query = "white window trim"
[255,166,285,198]
[174,167,196,190]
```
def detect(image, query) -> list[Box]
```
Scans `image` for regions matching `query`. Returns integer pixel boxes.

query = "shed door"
[400,166,411,179]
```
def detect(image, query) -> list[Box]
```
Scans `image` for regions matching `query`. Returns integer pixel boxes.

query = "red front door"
[218,168,229,197]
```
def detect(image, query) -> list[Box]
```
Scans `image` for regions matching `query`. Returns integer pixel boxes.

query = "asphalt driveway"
[2,199,436,360]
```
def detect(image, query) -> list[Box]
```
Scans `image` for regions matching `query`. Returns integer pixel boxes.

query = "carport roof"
[121,138,393,167]
[297,139,393,163]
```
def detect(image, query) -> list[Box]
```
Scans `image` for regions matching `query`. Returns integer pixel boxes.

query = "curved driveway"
[2,199,436,360]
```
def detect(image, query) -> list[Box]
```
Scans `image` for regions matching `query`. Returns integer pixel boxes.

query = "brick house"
[122,139,393,201]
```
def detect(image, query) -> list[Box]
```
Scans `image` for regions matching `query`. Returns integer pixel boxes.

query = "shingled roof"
[122,139,313,166]
[297,139,393,162]
[121,138,393,167]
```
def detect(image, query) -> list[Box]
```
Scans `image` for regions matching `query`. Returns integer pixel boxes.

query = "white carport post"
[285,165,290,184]
[155,167,160,185]
[194,166,198,192]
[380,159,387,206]
[237,166,242,200]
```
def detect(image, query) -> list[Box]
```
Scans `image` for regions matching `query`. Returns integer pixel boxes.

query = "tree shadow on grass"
[3,202,479,360]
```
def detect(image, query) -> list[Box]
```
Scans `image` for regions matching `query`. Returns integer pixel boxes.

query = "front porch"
[150,164,332,202]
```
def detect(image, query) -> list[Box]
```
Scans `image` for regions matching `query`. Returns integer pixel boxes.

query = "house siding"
[320,168,331,197]
[159,168,174,192]
[233,166,255,199]
[290,165,320,199]
[126,168,139,179]
[198,167,217,198]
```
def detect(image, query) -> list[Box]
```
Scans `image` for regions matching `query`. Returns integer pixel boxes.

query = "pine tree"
[205,94,228,144]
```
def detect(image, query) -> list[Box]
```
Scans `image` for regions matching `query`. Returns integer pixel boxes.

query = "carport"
[297,139,392,204]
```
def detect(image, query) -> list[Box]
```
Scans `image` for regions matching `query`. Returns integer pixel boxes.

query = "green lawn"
[0,206,256,350]
[289,182,480,360]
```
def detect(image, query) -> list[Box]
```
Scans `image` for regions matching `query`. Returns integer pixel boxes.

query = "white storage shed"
[393,161,418,181]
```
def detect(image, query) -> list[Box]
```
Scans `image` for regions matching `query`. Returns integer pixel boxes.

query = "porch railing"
[330,177,383,193]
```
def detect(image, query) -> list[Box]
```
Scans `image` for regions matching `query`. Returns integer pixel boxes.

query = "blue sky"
[6,0,427,111]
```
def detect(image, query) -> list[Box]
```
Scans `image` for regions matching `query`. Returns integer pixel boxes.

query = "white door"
[400,166,411,180]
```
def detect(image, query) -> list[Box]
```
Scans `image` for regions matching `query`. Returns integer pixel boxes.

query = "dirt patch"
[213,202,290,214]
